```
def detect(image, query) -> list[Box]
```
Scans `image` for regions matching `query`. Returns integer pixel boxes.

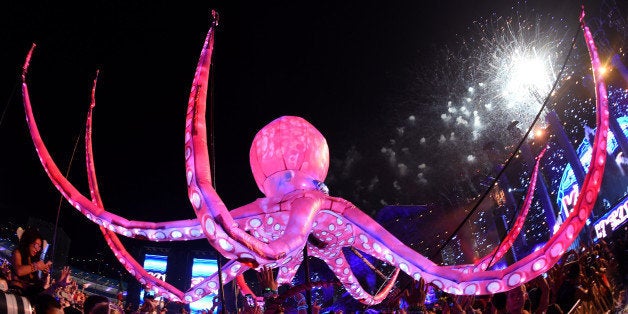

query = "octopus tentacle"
[85,71,105,206]
[84,73,186,302]
[20,45,203,242]
[311,249,399,305]
[183,259,249,303]
[447,147,547,273]
[472,147,547,270]
[305,209,400,305]
[275,253,303,285]
[100,229,187,301]
[183,10,283,263]
[335,11,608,295]
[84,72,203,241]
[332,9,607,296]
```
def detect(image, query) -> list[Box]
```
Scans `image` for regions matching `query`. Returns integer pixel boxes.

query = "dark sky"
[0,0,598,258]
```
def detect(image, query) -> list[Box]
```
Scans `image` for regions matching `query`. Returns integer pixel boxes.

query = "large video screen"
[189,258,218,313]
[556,115,628,232]
[140,254,168,304]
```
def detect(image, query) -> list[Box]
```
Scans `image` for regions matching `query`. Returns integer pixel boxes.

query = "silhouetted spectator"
[556,262,590,312]
[84,294,109,314]
[34,293,63,314]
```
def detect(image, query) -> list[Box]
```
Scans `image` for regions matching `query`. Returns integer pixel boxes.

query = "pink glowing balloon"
[250,116,330,197]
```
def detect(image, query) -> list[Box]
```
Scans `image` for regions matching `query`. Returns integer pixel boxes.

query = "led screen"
[189,258,218,313]
[556,116,628,234]
[140,254,168,304]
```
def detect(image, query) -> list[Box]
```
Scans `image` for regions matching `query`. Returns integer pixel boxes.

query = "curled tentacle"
[275,253,303,285]
[183,260,249,303]
[288,9,608,297]
[183,10,284,263]
[310,249,399,305]
[335,13,609,293]
[85,73,186,301]
[447,147,547,273]
[21,45,203,242]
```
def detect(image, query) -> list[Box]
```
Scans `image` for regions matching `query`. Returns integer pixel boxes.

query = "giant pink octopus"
[20,9,609,305]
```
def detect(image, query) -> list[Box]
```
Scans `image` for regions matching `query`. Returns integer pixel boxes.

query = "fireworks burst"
[367,5,584,206]
[329,1,627,265]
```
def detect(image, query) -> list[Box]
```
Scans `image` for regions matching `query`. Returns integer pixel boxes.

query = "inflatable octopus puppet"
[20,9,609,305]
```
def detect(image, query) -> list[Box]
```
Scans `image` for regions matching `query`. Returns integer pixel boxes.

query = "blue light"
[189,258,219,314]
[143,254,168,273]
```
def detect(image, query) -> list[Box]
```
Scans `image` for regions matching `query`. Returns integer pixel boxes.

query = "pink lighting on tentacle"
[275,254,303,285]
[184,11,284,263]
[84,79,210,301]
[447,147,547,274]
[21,50,202,242]
[333,9,607,295]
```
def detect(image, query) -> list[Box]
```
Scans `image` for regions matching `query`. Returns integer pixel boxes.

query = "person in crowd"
[258,266,280,314]
[504,284,530,314]
[404,277,429,313]
[34,293,64,314]
[488,291,507,314]
[138,293,159,313]
[525,275,549,314]
[9,227,52,297]
[0,259,11,292]
[83,294,110,314]
[555,261,591,312]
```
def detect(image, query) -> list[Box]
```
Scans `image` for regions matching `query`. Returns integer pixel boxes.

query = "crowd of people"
[0,225,626,313]
[176,229,628,314]
[373,230,627,314]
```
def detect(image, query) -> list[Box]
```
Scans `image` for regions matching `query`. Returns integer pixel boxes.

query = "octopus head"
[250,116,329,197]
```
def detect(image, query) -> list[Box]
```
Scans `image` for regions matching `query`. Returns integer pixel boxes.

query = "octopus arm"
[474,148,547,270]
[266,195,324,257]
[100,227,186,301]
[336,12,608,295]
[83,80,192,302]
[275,253,303,285]
[20,45,202,242]
[183,13,284,262]
[182,260,249,304]
[84,71,202,241]
[310,248,399,305]
[20,38,251,306]
[448,148,547,273]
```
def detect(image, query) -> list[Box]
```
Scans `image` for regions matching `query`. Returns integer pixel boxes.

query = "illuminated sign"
[594,197,628,239]
[556,116,628,231]
[189,258,218,313]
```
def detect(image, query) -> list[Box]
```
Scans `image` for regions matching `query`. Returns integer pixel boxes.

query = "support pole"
[217,255,226,314]
[303,246,312,314]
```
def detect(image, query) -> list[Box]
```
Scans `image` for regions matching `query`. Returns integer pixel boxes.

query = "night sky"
[1,0,624,261]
